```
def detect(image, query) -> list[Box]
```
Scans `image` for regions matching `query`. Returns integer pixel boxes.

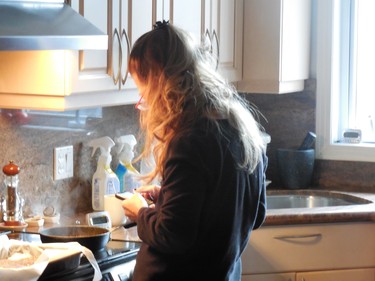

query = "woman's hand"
[122,193,148,222]
[135,185,161,206]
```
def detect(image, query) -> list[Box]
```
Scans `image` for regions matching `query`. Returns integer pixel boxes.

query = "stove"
[9,232,141,281]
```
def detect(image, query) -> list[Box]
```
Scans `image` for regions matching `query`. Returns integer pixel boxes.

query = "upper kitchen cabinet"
[69,0,118,93]
[0,0,243,111]
[70,0,153,93]
[162,0,243,82]
[237,0,311,94]
[209,0,243,82]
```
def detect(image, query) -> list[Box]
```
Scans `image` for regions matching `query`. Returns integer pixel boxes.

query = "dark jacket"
[133,119,267,281]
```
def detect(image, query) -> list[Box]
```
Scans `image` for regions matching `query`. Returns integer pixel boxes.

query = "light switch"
[53,145,73,180]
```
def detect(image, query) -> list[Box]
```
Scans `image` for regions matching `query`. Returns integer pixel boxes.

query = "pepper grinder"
[2,161,23,225]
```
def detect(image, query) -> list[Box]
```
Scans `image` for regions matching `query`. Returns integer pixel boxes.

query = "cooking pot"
[39,226,110,252]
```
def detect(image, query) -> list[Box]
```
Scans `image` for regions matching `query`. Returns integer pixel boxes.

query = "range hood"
[0,0,108,50]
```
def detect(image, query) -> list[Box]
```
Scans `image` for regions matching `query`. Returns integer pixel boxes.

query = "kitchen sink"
[266,190,372,210]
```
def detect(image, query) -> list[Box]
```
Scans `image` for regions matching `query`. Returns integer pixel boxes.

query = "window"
[342,0,375,143]
[316,0,375,162]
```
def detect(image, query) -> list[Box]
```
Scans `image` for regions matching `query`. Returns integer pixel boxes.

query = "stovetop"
[8,232,141,281]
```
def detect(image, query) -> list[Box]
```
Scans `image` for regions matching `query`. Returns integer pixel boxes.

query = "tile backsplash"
[1,79,375,218]
[0,105,140,218]
[245,79,375,192]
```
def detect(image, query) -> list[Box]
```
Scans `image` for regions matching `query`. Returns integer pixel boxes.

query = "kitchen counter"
[8,189,375,231]
[264,189,375,226]
[4,219,141,280]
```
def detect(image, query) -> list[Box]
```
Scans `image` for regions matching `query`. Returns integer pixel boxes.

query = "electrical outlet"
[54,145,73,180]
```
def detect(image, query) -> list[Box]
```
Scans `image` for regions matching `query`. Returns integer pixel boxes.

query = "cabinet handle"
[204,29,212,51]
[211,29,219,70]
[274,233,322,242]
[203,29,219,70]
[112,28,122,85]
[121,28,131,85]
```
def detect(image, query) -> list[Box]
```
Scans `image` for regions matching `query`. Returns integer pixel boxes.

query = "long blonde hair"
[129,22,266,183]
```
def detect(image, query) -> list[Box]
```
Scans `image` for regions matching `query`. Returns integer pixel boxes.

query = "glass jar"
[2,161,23,224]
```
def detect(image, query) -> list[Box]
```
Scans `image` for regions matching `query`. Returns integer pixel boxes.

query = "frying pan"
[39,226,110,252]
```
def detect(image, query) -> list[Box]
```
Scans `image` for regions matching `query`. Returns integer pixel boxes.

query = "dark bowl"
[39,226,110,252]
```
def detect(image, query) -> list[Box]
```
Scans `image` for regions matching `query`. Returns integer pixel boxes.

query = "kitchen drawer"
[241,222,375,274]
[242,272,295,281]
[296,268,375,281]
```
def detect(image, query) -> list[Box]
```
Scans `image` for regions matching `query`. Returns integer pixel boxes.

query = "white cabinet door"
[296,268,375,281]
[131,0,154,46]
[171,0,243,82]
[242,223,375,275]
[242,268,375,281]
[124,0,154,94]
[71,0,152,93]
[216,0,243,82]
[154,0,171,23]
[172,0,202,45]
[112,0,127,88]
[70,0,119,93]
[242,273,295,281]
[113,0,153,90]
[66,0,156,109]
[238,0,311,93]
[203,0,243,82]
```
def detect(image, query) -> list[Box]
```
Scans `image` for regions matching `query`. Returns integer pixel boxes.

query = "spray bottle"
[140,142,160,185]
[115,134,141,193]
[88,136,120,211]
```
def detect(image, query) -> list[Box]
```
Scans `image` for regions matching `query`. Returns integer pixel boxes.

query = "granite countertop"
[264,189,375,226]
[8,189,375,232]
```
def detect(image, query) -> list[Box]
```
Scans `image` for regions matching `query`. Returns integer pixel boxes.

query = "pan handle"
[110,221,137,231]
[123,222,137,229]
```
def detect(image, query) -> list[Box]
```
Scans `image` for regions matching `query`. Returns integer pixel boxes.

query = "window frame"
[315,0,375,162]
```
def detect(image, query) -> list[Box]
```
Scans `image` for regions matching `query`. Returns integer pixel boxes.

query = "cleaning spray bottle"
[115,134,141,193]
[88,136,120,211]
[140,142,160,185]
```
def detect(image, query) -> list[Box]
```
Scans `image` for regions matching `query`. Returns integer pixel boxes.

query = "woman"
[122,21,268,281]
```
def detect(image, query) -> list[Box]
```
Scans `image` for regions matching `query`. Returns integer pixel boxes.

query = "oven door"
[102,259,135,281]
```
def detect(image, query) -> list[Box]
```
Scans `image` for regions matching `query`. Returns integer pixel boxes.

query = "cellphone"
[116,192,154,205]
[115,192,133,201]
